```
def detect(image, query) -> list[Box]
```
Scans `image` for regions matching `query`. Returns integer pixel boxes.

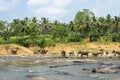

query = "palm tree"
[113,16,119,33]
[40,17,52,34]
[67,21,75,32]
[10,19,22,36]
[74,9,94,36]
[0,21,11,43]
[106,14,112,34]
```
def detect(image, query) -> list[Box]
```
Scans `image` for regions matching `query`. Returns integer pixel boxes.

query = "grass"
[0,35,119,48]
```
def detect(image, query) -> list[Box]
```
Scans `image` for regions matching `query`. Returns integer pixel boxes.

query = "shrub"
[8,37,19,44]
[67,33,82,42]
[112,33,120,42]
[89,32,100,42]
[0,38,5,44]
[38,38,47,49]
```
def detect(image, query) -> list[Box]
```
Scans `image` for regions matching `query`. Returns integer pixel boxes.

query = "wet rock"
[0,66,8,71]
[91,68,118,74]
[73,59,100,64]
[31,77,46,80]
[56,70,70,75]
[25,75,39,78]
[73,61,83,64]
[49,65,58,68]
[108,65,120,69]
[82,68,92,71]
[49,64,74,68]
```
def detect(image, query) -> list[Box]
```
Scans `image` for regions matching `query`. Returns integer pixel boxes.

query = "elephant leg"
[77,53,79,57]
[87,54,88,57]
[81,54,83,58]
[114,53,116,56]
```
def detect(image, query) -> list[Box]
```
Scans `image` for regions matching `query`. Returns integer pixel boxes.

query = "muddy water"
[0,56,120,80]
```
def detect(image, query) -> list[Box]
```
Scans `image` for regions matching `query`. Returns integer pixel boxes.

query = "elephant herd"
[61,49,120,58]
[35,48,120,58]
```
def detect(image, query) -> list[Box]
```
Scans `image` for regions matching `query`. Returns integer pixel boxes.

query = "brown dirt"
[45,42,120,55]
[0,44,33,56]
[0,42,120,56]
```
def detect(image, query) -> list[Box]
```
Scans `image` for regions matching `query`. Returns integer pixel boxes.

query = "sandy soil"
[0,44,33,56]
[45,42,120,55]
[0,42,120,56]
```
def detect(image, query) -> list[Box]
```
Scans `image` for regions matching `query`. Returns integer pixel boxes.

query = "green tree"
[67,21,75,32]
[0,21,11,43]
[74,9,94,36]
[106,14,112,34]
[113,16,120,33]
[40,17,52,34]
[67,32,82,42]
[52,24,68,41]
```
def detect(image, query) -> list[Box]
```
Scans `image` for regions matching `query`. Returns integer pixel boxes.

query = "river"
[0,56,120,80]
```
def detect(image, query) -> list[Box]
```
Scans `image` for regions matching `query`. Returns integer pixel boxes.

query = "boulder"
[92,68,118,74]
[31,77,46,80]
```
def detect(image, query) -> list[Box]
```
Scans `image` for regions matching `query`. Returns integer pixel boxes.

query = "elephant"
[92,52,99,57]
[11,47,19,54]
[99,49,104,51]
[38,49,48,55]
[61,50,66,58]
[77,50,89,58]
[92,51,103,57]
[112,50,120,56]
[105,51,109,55]
[116,51,120,56]
[69,51,74,56]
[99,49,104,56]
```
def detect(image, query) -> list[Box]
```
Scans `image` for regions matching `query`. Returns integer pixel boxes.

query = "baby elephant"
[69,51,74,56]
[77,50,89,58]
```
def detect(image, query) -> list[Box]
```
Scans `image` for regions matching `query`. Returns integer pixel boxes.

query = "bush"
[46,41,56,46]
[89,32,100,42]
[0,38,5,44]
[38,38,47,48]
[112,33,120,42]
[8,37,19,44]
[17,38,30,47]
[67,33,82,42]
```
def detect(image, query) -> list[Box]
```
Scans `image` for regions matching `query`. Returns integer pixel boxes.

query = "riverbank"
[0,42,120,57]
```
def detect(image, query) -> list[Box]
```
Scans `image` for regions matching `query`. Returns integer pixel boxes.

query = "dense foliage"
[0,9,120,47]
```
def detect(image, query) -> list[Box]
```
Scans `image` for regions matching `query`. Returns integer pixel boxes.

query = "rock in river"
[31,77,46,80]
[91,67,118,74]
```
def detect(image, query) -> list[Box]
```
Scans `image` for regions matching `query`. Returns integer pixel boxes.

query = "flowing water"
[0,56,120,80]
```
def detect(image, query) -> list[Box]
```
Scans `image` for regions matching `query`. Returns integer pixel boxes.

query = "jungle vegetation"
[0,9,120,47]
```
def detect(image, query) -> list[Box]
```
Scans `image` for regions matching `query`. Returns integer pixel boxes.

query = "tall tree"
[0,21,11,42]
[40,17,52,34]
[52,24,68,41]
[106,14,112,34]
[74,9,94,36]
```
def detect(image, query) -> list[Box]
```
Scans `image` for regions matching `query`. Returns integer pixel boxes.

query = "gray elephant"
[92,52,99,57]
[77,50,89,58]
[38,49,48,54]
[69,51,74,56]
[112,50,120,56]
[61,50,66,58]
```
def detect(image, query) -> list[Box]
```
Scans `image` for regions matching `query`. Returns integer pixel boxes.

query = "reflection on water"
[0,56,120,80]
